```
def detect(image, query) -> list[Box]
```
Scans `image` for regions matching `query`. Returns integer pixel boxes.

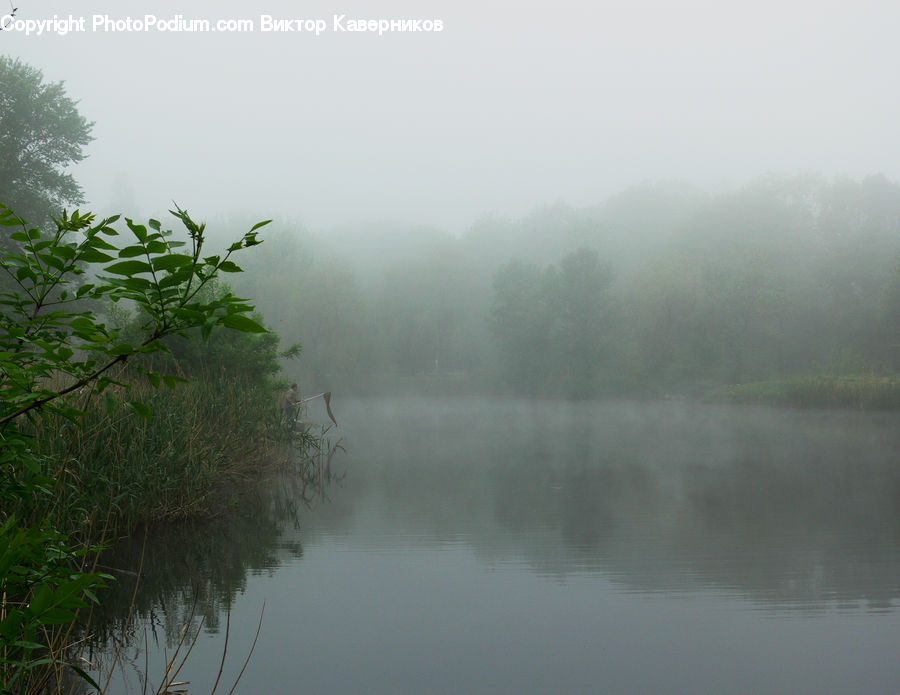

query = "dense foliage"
[0,202,274,693]
[0,56,323,693]
[490,248,614,396]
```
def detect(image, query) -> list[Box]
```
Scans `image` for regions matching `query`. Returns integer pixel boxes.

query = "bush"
[0,202,270,693]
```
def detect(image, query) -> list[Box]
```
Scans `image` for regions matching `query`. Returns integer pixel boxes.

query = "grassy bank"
[0,370,318,694]
[0,204,304,694]
[705,374,900,410]
[17,370,307,544]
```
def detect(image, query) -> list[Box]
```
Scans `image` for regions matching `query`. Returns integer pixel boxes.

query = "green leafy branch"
[0,201,272,693]
[0,202,270,429]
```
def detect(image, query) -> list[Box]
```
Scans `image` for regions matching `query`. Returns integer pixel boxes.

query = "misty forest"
[230,173,900,404]
[2,13,900,695]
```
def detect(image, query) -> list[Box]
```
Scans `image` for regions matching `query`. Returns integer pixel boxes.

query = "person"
[282,383,299,424]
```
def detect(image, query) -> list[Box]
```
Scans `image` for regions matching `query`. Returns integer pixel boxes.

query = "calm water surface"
[96,398,900,694]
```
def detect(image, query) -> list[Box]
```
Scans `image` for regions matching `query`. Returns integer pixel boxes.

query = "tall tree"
[884,256,900,371]
[0,56,94,229]
[547,247,614,396]
[490,259,551,393]
[490,249,614,396]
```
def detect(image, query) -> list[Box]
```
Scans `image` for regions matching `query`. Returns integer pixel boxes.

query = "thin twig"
[226,602,265,695]
[208,591,231,695]
[160,601,204,692]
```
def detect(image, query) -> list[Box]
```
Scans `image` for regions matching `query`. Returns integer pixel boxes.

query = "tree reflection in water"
[83,438,344,690]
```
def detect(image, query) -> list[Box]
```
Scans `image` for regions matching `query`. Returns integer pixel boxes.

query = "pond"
[92,397,900,694]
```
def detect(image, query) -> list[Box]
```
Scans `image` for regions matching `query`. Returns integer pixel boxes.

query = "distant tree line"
[227,174,900,399]
[4,53,896,401]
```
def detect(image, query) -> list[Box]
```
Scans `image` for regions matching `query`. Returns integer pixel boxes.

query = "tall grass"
[706,374,900,410]
[1,368,330,694]
[23,371,296,542]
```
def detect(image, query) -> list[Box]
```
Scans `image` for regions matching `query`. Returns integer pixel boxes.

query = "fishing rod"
[297,391,338,425]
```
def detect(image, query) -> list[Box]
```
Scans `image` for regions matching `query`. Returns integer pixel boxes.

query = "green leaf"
[218,260,242,273]
[165,374,188,389]
[219,314,268,333]
[127,401,153,421]
[159,269,193,288]
[105,260,153,275]
[225,303,254,314]
[70,664,103,691]
[152,254,194,272]
[85,236,118,250]
[39,607,78,625]
[13,639,49,651]
[201,316,218,342]
[37,252,66,270]
[140,339,170,354]
[79,249,115,263]
[0,611,24,640]
[126,219,148,242]
[51,244,77,260]
[117,276,153,291]
[70,316,98,332]
[97,376,128,393]
[29,584,53,614]
[147,372,161,388]
[250,219,272,232]
[118,245,147,258]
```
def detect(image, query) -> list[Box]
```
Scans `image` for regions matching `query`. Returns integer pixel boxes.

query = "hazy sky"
[4,0,900,233]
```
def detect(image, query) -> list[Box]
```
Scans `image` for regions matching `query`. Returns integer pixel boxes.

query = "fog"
[5,0,900,233]
[7,8,900,692]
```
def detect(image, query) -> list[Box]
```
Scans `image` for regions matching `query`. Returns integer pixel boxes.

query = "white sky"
[3,0,900,233]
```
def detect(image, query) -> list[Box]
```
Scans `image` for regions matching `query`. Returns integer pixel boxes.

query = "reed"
[0,372,313,693]
[23,371,295,542]
[706,373,900,410]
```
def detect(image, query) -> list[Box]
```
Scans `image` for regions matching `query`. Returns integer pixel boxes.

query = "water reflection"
[100,399,900,619]
[90,398,900,693]
[332,398,900,611]
[88,445,346,653]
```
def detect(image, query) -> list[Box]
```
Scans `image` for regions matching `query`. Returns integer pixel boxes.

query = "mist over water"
[96,397,900,694]
[5,4,900,692]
